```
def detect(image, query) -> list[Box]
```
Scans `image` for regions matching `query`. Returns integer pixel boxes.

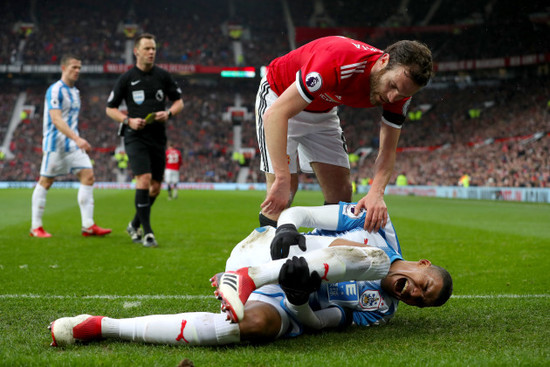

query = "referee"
[106,33,184,248]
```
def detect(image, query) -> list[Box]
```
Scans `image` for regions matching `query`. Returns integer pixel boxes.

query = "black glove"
[279,256,321,305]
[270,224,306,260]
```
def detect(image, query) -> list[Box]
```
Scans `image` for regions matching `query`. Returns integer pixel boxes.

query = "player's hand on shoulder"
[271,224,306,260]
[357,193,388,232]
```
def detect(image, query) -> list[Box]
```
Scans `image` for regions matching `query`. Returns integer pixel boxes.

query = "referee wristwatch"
[167,110,173,119]
[122,117,129,125]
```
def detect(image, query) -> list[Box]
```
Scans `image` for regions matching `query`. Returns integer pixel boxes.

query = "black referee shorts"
[125,138,166,182]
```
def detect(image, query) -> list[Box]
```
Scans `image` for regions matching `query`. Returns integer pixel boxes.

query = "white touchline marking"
[0,294,212,299]
[0,294,548,300]
[451,294,549,299]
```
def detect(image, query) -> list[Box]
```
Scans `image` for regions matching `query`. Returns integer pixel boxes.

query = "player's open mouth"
[395,278,408,295]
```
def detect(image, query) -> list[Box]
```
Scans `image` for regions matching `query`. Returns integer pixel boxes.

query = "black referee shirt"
[107,65,182,143]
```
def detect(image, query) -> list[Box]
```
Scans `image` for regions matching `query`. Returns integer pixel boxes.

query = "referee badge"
[156,89,164,101]
[132,90,145,105]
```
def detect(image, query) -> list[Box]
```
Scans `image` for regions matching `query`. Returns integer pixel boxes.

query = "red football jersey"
[165,147,182,170]
[266,36,410,127]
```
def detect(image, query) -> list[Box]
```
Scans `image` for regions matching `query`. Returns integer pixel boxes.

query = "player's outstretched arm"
[355,124,400,232]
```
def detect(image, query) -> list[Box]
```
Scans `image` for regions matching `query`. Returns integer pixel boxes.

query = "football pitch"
[1,188,548,366]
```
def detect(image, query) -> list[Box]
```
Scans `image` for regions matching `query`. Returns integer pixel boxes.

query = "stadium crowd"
[0,0,548,188]
[1,0,289,67]
[1,74,548,188]
[2,1,548,67]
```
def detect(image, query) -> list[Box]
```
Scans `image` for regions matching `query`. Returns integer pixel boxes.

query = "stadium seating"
[0,0,548,187]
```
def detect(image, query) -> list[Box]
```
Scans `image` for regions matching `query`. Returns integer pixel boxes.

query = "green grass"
[0,188,549,366]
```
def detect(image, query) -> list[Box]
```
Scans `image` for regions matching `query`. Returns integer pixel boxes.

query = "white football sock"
[101,313,240,346]
[31,184,48,229]
[248,246,390,287]
[78,184,94,228]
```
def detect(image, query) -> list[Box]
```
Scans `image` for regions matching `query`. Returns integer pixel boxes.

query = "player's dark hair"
[384,40,433,87]
[431,265,453,307]
[60,54,81,66]
[135,33,156,47]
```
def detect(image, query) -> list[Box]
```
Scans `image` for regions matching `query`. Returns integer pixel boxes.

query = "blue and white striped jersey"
[42,80,81,153]
[309,202,403,326]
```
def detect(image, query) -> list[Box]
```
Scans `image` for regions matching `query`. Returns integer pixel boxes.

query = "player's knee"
[150,183,161,197]
[38,177,54,190]
[78,169,95,185]
[135,173,152,189]
[327,246,390,280]
[240,303,281,342]
[362,247,390,268]
[329,246,390,271]
[83,175,95,186]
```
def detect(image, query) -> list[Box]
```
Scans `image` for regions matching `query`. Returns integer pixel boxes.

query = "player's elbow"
[263,107,292,128]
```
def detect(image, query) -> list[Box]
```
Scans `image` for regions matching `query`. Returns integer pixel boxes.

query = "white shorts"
[255,77,350,174]
[164,169,179,184]
[248,284,302,338]
[39,149,92,177]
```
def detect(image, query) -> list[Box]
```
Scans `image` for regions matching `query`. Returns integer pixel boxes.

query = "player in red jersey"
[256,36,433,233]
[164,142,182,200]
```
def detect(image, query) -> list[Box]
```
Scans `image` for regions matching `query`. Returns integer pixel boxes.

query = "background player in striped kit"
[30,54,111,238]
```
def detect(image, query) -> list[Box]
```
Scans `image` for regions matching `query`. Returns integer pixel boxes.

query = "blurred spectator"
[0,0,548,189]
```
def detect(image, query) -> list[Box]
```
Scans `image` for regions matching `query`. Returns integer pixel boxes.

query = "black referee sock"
[131,214,140,230]
[131,193,158,229]
[135,189,153,234]
[259,212,278,228]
